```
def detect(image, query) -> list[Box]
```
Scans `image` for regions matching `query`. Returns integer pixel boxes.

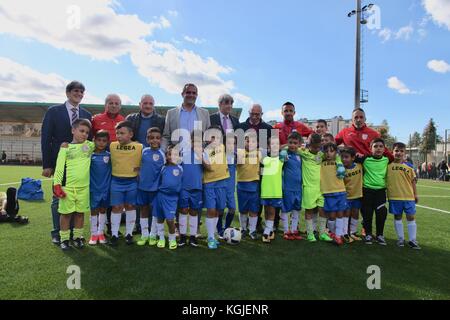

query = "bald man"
[92,94,125,141]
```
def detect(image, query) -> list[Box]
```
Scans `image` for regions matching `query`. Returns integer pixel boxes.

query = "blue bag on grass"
[17,178,44,201]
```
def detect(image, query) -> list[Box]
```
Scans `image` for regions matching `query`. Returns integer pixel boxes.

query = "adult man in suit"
[162,83,211,151]
[41,81,92,245]
[210,94,240,136]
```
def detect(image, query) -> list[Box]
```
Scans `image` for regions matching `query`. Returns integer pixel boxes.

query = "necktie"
[71,108,78,124]
[223,116,228,131]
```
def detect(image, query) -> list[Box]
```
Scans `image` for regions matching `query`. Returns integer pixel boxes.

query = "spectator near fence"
[1,151,6,164]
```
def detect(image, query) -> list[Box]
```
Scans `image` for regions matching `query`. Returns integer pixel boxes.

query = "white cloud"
[395,25,414,40]
[0,0,252,107]
[378,28,392,42]
[184,35,206,45]
[378,25,414,42]
[387,76,420,95]
[427,59,450,73]
[0,56,102,103]
[423,0,450,30]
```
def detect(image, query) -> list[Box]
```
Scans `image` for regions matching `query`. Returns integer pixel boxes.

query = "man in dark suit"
[210,94,240,135]
[41,81,92,245]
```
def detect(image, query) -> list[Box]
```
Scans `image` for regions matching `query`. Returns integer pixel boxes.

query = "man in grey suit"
[162,83,211,151]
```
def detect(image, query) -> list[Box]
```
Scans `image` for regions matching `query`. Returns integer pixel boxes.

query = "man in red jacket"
[273,102,313,147]
[92,94,125,141]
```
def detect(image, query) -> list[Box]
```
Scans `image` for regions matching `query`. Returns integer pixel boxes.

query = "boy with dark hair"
[315,119,328,136]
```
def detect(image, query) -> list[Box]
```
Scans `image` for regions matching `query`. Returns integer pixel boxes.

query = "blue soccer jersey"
[159,165,183,194]
[90,151,112,193]
[283,151,302,192]
[138,148,165,192]
[181,149,203,191]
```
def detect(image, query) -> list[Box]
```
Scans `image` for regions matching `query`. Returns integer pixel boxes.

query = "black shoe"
[125,234,134,245]
[73,238,84,249]
[376,235,387,246]
[60,240,71,251]
[109,235,119,247]
[178,235,187,247]
[408,240,421,250]
[189,236,199,247]
[249,231,258,240]
[364,235,373,245]
[52,236,61,245]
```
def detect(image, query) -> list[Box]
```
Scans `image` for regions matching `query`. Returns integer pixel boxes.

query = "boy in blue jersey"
[280,132,303,241]
[136,127,165,246]
[217,135,237,238]
[153,145,183,250]
[88,130,111,245]
[178,131,204,248]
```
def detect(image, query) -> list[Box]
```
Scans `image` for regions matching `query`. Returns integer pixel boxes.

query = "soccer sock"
[407,220,417,241]
[111,213,121,237]
[291,211,300,233]
[125,210,136,236]
[264,220,274,235]
[394,219,404,240]
[225,209,235,229]
[150,217,157,237]
[248,216,258,233]
[98,213,106,235]
[206,217,216,239]
[90,215,98,236]
[343,217,349,235]
[312,214,318,231]
[73,228,84,239]
[319,216,328,234]
[188,215,198,236]
[281,213,290,233]
[156,223,165,240]
[140,218,149,238]
[306,219,314,235]
[328,220,336,234]
[335,218,343,237]
[60,230,70,242]
[239,214,248,231]
[350,218,359,234]
[179,214,188,235]
[168,233,176,242]
[213,216,219,234]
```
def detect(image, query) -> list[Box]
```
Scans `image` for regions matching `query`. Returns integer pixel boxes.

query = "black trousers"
[361,188,387,237]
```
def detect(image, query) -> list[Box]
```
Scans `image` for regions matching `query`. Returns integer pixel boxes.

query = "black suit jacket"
[210,112,240,134]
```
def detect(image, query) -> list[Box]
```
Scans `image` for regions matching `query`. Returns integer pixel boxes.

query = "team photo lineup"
[44,81,420,252]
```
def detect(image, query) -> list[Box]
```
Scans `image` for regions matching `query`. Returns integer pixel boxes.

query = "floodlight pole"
[354,0,362,110]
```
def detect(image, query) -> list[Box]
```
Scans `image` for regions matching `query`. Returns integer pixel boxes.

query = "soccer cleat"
[408,240,421,250]
[189,236,199,247]
[319,233,333,242]
[291,231,303,241]
[137,236,149,246]
[376,235,387,246]
[60,240,71,251]
[269,231,275,240]
[207,237,218,249]
[73,238,84,249]
[249,231,258,240]
[109,235,119,247]
[262,234,271,243]
[364,235,373,245]
[52,236,61,246]
[306,233,317,242]
[125,234,134,245]
[283,232,294,240]
[178,235,187,247]
[350,233,362,241]
[88,235,99,245]
[333,235,344,246]
[169,240,177,250]
[149,235,158,246]
[397,239,405,247]
[343,234,354,244]
[98,234,107,244]
[157,238,166,248]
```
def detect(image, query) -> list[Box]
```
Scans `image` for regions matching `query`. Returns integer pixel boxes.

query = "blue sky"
[0,0,449,142]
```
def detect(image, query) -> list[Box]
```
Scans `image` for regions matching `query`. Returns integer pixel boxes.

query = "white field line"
[417,184,450,191]
[417,205,450,214]
[0,178,52,186]
[419,195,450,198]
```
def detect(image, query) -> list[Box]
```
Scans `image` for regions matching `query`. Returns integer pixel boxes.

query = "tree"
[409,132,421,147]
[420,118,438,158]
[378,120,396,149]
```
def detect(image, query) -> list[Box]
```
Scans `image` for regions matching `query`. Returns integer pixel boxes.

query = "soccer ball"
[223,228,242,245]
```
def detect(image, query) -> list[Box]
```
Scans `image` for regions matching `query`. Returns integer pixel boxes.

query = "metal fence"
[0,136,41,164]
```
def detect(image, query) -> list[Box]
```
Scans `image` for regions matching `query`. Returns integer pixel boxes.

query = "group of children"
[53,118,420,251]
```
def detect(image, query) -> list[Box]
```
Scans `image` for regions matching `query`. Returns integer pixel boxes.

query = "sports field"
[0,165,449,300]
